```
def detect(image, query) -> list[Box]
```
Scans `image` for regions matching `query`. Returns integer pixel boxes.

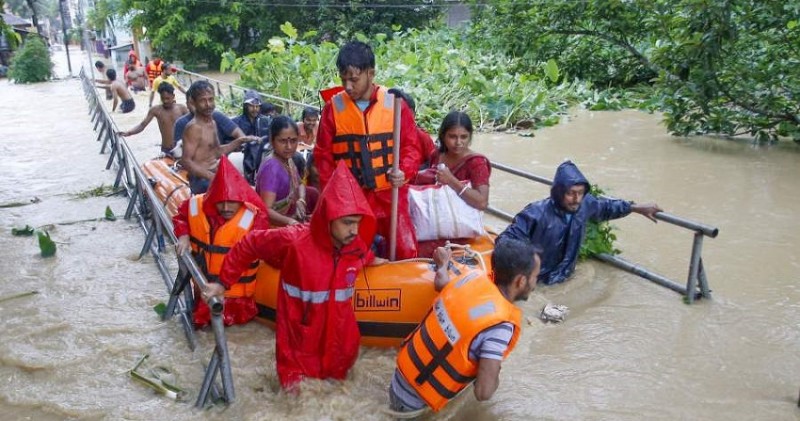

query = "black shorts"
[121,98,135,113]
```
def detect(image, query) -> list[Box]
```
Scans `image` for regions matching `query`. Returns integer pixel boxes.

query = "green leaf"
[37,230,56,258]
[788,20,797,30]
[153,302,167,318]
[544,59,560,83]
[12,225,35,236]
[105,206,117,221]
[279,22,298,40]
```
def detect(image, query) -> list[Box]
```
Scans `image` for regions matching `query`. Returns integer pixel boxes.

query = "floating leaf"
[153,302,167,318]
[37,230,56,257]
[105,206,117,221]
[12,225,35,236]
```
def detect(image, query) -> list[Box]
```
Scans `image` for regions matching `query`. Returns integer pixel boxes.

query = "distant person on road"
[117,83,189,155]
[94,61,113,100]
[497,160,663,285]
[181,80,257,194]
[106,68,135,114]
[149,63,185,108]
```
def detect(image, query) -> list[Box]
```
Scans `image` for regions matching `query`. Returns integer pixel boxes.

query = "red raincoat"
[220,162,376,389]
[173,156,269,327]
[316,85,421,260]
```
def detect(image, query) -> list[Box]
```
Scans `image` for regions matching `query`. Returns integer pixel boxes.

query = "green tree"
[8,36,53,83]
[472,0,800,142]
[113,0,442,69]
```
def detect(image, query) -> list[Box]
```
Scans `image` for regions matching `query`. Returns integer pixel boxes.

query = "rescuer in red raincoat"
[173,155,269,328]
[215,162,379,389]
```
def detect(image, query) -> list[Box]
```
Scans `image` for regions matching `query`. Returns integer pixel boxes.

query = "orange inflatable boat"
[142,157,496,348]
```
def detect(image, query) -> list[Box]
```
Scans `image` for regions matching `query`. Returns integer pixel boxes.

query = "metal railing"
[174,68,319,118]
[79,68,235,407]
[487,162,717,303]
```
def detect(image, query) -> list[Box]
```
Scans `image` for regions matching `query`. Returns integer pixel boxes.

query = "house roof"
[2,13,32,27]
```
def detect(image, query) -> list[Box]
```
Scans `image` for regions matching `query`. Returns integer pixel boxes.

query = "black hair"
[388,88,415,113]
[161,62,171,73]
[437,111,473,153]
[336,41,375,74]
[492,239,541,287]
[301,107,320,120]
[187,80,214,101]
[260,102,276,115]
[94,60,105,70]
[269,115,299,141]
[106,68,117,81]
[157,82,175,95]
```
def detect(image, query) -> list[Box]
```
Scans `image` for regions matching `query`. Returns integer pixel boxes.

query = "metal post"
[685,232,704,304]
[59,0,72,76]
[211,313,235,403]
[139,219,158,259]
[697,258,711,299]
[196,351,220,407]
[106,139,118,170]
[124,186,140,220]
[594,253,690,296]
[388,97,402,261]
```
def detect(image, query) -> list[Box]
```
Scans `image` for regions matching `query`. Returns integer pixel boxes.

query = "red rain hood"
[202,155,267,216]
[310,161,376,250]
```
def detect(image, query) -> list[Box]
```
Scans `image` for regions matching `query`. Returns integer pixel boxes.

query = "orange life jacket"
[146,60,162,83]
[187,195,258,298]
[331,86,396,191]
[396,267,522,412]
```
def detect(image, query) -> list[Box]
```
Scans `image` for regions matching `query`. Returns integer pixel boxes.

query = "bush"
[9,37,54,84]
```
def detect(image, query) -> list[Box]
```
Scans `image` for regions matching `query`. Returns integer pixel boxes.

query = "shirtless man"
[181,80,257,193]
[117,83,189,154]
[107,69,136,114]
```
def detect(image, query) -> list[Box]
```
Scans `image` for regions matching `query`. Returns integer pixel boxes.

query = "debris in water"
[0,290,39,304]
[11,225,35,236]
[540,303,569,323]
[37,230,57,257]
[129,354,186,400]
[105,205,117,221]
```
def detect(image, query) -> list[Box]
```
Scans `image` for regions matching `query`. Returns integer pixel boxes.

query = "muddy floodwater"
[1,48,799,420]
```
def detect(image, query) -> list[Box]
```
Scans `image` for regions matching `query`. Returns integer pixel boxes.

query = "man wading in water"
[106,68,136,114]
[181,80,257,194]
[117,83,189,155]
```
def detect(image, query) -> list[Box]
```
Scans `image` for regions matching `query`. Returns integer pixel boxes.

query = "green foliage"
[153,302,167,318]
[223,26,596,131]
[8,36,53,83]
[36,230,56,257]
[579,185,621,260]
[72,184,115,199]
[472,0,800,143]
[116,0,441,70]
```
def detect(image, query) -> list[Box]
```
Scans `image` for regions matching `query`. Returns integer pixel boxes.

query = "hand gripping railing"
[79,68,235,406]
[487,162,717,303]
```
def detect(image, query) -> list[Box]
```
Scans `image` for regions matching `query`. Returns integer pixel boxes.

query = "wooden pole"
[389,97,402,261]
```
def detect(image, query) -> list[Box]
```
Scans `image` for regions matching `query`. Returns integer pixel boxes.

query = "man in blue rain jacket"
[497,160,662,285]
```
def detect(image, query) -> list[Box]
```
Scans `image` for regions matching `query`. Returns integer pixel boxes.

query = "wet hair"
[388,88,415,113]
[492,239,541,287]
[187,80,214,101]
[437,111,473,153]
[301,107,320,120]
[336,41,375,74]
[94,60,105,70]
[269,115,299,141]
[260,102,276,115]
[157,82,175,95]
[106,68,117,81]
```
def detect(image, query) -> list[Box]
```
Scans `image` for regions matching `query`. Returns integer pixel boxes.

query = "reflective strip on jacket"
[396,267,522,412]
[331,87,396,191]
[187,195,258,298]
